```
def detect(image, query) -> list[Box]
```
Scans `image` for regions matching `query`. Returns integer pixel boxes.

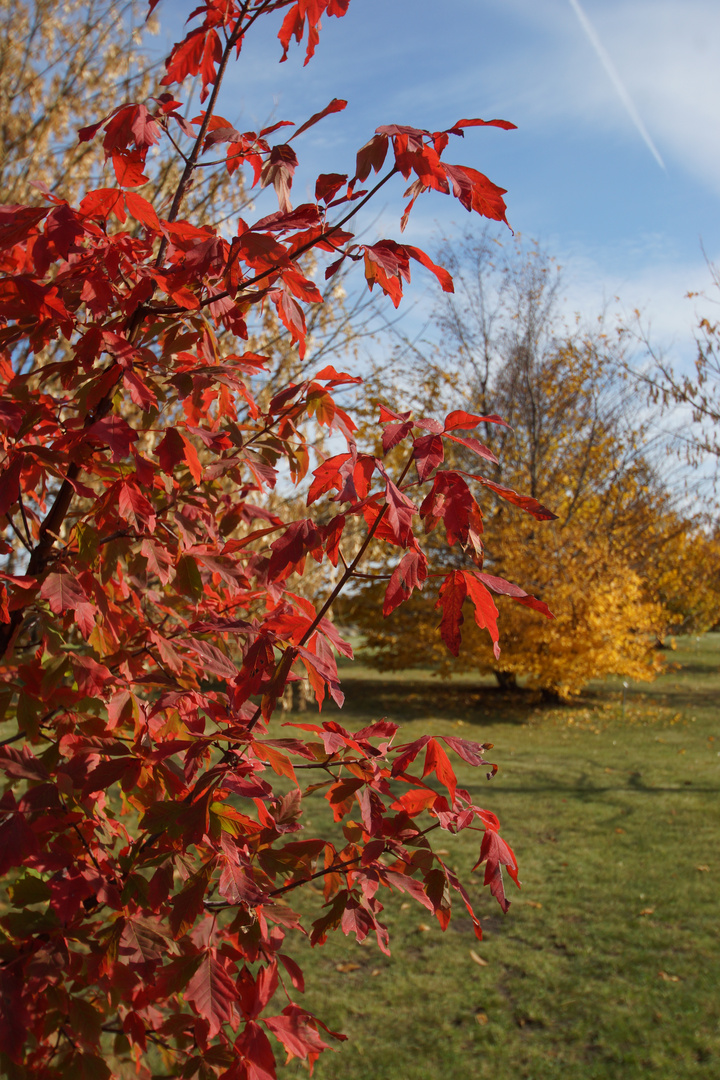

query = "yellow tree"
[349,235,716,697]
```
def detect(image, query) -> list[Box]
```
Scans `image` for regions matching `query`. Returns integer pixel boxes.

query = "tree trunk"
[494,670,518,690]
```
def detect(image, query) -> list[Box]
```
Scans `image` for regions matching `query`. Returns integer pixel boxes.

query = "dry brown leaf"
[469,949,488,967]
[335,962,360,974]
[696,864,710,872]
[417,923,432,933]
[658,971,681,983]
[638,907,655,916]
[474,1011,489,1026]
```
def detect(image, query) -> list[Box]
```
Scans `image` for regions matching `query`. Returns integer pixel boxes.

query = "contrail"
[568,0,666,171]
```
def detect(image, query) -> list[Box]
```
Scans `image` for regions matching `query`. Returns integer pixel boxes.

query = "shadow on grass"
[666,661,720,676]
[325,676,547,726]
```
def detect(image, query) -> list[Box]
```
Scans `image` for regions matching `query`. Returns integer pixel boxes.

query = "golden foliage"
[0,0,159,203]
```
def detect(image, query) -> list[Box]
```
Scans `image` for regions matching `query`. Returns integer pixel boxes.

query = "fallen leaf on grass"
[371,968,382,977]
[696,865,710,872]
[435,849,450,856]
[400,902,411,911]
[474,1011,489,1026]
[417,923,432,933]
[524,900,543,909]
[615,828,626,834]
[469,949,488,967]
[638,908,655,916]
[658,971,681,983]
[335,963,360,974]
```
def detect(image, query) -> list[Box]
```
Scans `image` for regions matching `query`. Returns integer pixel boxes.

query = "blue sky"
[153,0,720,361]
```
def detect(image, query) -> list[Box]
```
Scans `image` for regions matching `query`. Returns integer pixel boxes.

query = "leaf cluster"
[0,3,552,1075]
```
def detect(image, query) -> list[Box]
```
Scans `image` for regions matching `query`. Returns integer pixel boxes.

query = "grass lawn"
[278,634,720,1079]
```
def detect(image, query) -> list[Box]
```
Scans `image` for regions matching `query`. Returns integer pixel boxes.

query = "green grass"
[278,634,720,1079]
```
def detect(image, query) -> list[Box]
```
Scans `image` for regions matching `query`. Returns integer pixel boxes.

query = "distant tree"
[621,258,720,472]
[348,235,720,697]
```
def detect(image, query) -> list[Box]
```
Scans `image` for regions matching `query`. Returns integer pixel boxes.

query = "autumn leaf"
[185,950,238,1037]
[383,549,428,616]
[435,571,467,655]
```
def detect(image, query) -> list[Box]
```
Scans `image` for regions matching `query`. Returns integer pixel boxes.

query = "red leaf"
[0,456,22,516]
[445,432,498,465]
[474,477,558,521]
[40,573,88,615]
[356,133,388,181]
[264,1004,335,1062]
[125,190,161,232]
[357,786,385,835]
[0,205,48,250]
[185,950,238,1038]
[156,427,185,473]
[87,415,138,461]
[423,738,457,801]
[419,470,476,546]
[184,639,238,680]
[179,431,203,483]
[218,860,266,906]
[307,453,351,505]
[391,787,438,814]
[283,267,323,304]
[463,571,501,660]
[315,173,348,203]
[118,481,156,533]
[441,735,494,770]
[444,164,509,223]
[472,828,520,913]
[435,570,467,655]
[124,369,156,410]
[0,811,38,874]
[443,409,509,431]
[391,735,431,777]
[382,420,414,454]
[112,150,149,188]
[378,404,412,424]
[312,365,362,386]
[413,433,444,480]
[267,519,322,579]
[476,571,555,619]
[278,953,305,993]
[261,144,298,213]
[79,187,126,223]
[406,245,454,293]
[0,968,27,1063]
[162,29,221,99]
[383,549,428,616]
[449,117,517,133]
[291,98,347,140]
[383,478,416,546]
[237,1020,278,1080]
